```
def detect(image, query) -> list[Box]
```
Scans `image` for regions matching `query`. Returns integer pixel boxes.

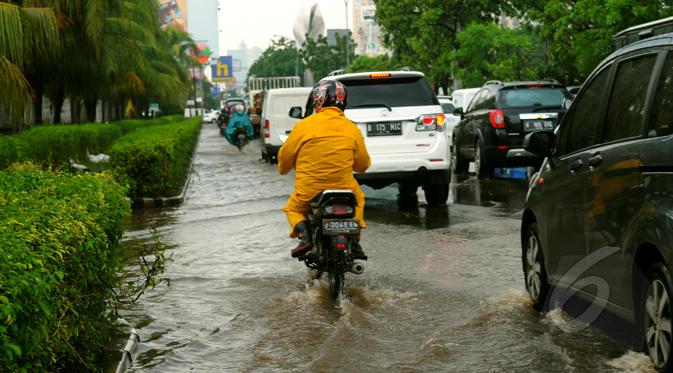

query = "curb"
[130,123,202,209]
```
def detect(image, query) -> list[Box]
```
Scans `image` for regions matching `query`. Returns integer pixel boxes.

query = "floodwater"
[110,123,655,372]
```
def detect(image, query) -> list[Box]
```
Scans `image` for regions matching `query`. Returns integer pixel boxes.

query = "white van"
[261,87,313,163]
[450,87,480,111]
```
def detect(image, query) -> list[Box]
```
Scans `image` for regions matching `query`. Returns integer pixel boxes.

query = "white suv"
[290,71,450,205]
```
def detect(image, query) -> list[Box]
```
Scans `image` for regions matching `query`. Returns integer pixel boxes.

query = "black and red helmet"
[312,80,347,113]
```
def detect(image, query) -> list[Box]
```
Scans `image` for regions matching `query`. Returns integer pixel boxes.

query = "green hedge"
[0,116,185,169]
[0,164,130,371]
[109,117,201,198]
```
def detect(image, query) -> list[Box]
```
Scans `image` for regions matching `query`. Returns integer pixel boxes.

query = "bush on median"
[0,164,130,372]
[109,117,201,199]
[0,116,187,169]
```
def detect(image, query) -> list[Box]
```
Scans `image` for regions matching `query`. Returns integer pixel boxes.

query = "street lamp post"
[344,0,350,66]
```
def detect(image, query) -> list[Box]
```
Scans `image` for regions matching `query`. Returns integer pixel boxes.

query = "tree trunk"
[33,87,44,126]
[85,97,98,123]
[52,89,65,124]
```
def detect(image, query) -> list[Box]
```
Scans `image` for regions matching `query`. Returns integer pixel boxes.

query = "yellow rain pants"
[278,107,371,237]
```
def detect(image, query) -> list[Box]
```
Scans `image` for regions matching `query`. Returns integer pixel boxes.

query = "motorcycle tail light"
[324,204,353,216]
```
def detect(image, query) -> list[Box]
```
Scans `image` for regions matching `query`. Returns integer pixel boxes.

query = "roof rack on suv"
[484,80,503,86]
[328,69,345,76]
[541,78,560,84]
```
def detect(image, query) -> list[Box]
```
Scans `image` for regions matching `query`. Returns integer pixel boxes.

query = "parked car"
[203,110,219,123]
[290,70,450,205]
[261,87,312,163]
[452,80,570,178]
[521,32,673,371]
[450,87,480,112]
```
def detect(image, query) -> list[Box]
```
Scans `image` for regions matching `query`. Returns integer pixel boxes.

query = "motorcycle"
[279,134,365,301]
[302,190,365,300]
[235,127,248,151]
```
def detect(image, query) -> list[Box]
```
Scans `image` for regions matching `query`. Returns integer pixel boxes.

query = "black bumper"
[355,169,450,189]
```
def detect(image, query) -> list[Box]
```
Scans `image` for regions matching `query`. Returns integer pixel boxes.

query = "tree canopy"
[0,0,199,130]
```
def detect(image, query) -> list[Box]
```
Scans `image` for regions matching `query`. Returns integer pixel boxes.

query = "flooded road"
[114,123,654,372]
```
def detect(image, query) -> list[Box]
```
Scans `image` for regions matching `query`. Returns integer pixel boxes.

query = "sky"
[216,0,351,52]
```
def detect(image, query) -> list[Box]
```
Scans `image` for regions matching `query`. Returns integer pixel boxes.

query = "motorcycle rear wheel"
[327,252,345,301]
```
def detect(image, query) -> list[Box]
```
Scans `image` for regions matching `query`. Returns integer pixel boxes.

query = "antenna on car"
[397,66,413,71]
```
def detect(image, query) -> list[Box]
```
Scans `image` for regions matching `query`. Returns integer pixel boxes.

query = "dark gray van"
[521,33,673,371]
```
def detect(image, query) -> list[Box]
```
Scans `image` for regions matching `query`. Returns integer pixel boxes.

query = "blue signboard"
[211,86,221,96]
[211,56,233,82]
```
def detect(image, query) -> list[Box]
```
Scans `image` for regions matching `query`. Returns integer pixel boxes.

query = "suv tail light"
[489,109,505,129]
[264,120,270,138]
[416,114,446,132]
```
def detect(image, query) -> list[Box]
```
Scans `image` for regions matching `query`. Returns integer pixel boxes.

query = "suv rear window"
[341,77,438,109]
[498,86,567,108]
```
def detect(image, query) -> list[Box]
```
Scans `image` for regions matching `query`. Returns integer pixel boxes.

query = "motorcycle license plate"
[322,219,360,235]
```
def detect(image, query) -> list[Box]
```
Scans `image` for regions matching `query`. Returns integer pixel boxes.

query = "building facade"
[352,0,388,56]
[227,41,262,91]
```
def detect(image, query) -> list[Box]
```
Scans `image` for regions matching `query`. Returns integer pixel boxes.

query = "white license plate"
[322,219,360,235]
[524,120,554,131]
[367,122,402,137]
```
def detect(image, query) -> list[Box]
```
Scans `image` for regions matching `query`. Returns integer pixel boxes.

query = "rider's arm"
[352,129,371,173]
[277,124,303,175]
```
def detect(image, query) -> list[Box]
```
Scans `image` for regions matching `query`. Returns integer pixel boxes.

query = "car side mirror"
[524,131,557,158]
[562,98,573,111]
[289,106,303,119]
[453,107,464,117]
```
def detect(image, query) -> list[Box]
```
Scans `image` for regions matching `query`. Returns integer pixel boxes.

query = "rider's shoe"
[351,242,368,261]
[291,221,313,258]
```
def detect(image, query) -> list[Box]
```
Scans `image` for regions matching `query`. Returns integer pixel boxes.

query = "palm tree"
[0,2,59,130]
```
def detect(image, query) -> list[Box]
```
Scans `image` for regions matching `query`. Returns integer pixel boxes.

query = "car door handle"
[588,154,603,168]
[569,159,583,172]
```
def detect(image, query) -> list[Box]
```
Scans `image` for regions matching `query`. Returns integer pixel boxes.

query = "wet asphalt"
[109,123,655,372]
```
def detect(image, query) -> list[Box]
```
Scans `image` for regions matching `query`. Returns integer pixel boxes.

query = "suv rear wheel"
[643,262,673,371]
[475,140,493,179]
[424,183,449,206]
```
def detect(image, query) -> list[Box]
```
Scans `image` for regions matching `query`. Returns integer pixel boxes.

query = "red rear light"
[370,73,391,79]
[527,83,545,87]
[336,243,347,249]
[332,204,351,216]
[498,145,509,150]
[264,133,270,139]
[264,120,269,129]
[489,109,505,129]
[415,114,446,132]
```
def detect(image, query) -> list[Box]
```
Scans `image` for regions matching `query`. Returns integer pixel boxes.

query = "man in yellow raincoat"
[278,80,371,259]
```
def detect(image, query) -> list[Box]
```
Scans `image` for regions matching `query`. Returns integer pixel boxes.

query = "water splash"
[606,351,654,372]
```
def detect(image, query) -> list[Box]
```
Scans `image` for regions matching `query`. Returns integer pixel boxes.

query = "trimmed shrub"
[0,164,130,371]
[109,117,201,198]
[0,116,186,169]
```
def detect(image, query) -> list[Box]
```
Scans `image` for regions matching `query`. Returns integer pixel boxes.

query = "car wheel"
[523,222,549,311]
[398,182,418,208]
[643,262,673,371]
[475,140,493,179]
[424,183,449,206]
[452,143,468,174]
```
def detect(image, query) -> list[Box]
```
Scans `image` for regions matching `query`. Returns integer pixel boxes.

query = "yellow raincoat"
[278,107,371,237]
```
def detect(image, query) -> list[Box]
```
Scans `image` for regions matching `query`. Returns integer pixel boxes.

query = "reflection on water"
[109,124,646,372]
